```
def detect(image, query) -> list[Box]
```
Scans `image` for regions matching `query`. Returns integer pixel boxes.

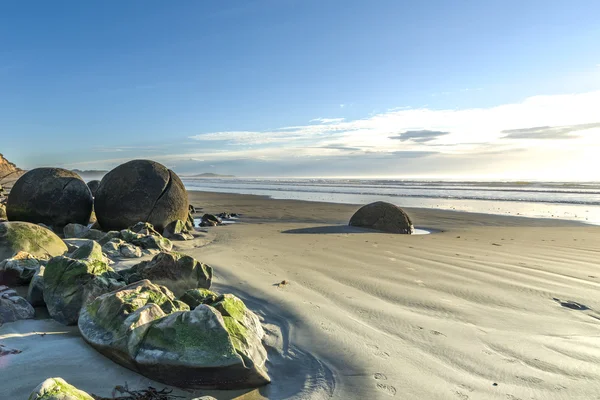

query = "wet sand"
[2,191,600,399]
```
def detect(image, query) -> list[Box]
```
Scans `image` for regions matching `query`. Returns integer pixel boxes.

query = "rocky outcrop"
[120,251,212,297]
[6,168,93,228]
[0,153,23,193]
[0,251,40,286]
[94,160,189,232]
[43,240,123,325]
[0,285,34,324]
[78,280,270,389]
[0,221,68,262]
[28,377,94,400]
[349,201,414,234]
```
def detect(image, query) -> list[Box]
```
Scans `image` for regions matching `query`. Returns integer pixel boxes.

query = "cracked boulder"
[0,221,68,262]
[43,240,123,325]
[120,251,212,296]
[349,201,414,234]
[94,160,189,232]
[78,280,270,389]
[6,168,93,228]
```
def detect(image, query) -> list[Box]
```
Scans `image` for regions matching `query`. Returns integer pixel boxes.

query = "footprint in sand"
[367,344,391,359]
[376,383,397,396]
[373,373,387,380]
[453,391,469,399]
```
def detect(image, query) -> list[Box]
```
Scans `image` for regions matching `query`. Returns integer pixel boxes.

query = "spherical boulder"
[0,221,68,261]
[6,168,93,228]
[87,179,101,197]
[349,201,414,234]
[94,160,189,232]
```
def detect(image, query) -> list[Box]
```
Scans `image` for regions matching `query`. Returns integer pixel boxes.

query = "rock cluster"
[0,285,34,324]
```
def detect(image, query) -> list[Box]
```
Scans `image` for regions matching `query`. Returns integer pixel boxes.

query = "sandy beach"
[2,191,600,399]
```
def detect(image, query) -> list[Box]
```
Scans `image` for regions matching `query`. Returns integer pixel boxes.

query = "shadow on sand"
[281,225,378,235]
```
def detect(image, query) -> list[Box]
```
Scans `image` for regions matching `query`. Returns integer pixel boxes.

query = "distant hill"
[0,153,24,191]
[72,169,108,179]
[188,173,235,178]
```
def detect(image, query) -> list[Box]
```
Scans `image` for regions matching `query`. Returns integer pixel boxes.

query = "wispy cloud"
[501,122,600,140]
[309,117,345,124]
[389,130,450,143]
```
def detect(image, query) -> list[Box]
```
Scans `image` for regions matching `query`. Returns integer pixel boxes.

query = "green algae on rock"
[28,377,94,400]
[43,249,122,325]
[79,280,270,389]
[0,221,67,262]
[179,288,221,309]
[121,251,212,297]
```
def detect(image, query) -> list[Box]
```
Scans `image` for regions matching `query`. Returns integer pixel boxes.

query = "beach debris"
[491,243,502,246]
[119,251,212,297]
[217,212,239,220]
[29,377,95,400]
[79,280,270,389]
[0,221,68,262]
[94,160,189,232]
[92,384,185,400]
[6,167,93,228]
[349,201,414,234]
[0,285,35,323]
[276,280,289,288]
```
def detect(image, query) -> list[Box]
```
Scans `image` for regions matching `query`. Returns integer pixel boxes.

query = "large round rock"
[87,180,101,197]
[94,160,189,232]
[6,168,93,228]
[349,201,414,234]
[0,221,68,261]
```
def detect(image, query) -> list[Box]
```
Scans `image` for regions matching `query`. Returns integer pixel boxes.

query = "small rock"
[0,251,40,286]
[120,243,142,258]
[63,223,89,239]
[27,265,46,307]
[0,285,35,323]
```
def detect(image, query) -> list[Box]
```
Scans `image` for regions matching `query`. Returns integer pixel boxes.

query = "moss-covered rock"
[0,251,40,286]
[78,281,270,389]
[43,251,118,325]
[28,377,94,400]
[179,288,221,309]
[0,221,68,262]
[121,251,212,296]
[98,230,120,246]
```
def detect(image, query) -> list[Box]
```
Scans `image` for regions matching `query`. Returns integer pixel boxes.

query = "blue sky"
[1,0,599,179]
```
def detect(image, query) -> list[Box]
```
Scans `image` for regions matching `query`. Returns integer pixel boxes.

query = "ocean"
[182,178,600,225]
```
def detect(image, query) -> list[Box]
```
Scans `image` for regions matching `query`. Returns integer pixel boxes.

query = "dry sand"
[2,191,600,399]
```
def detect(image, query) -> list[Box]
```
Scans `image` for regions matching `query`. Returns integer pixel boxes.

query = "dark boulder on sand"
[6,168,93,228]
[349,201,414,234]
[86,179,101,197]
[94,160,189,232]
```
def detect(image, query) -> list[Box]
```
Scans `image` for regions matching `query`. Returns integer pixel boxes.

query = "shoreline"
[188,190,586,229]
